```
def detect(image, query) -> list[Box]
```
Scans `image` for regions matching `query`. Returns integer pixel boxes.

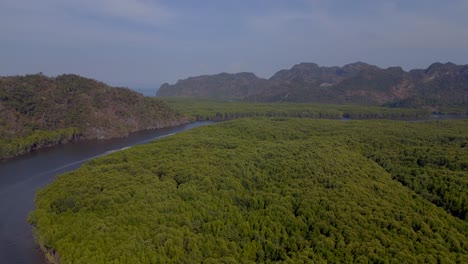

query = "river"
[0,121,213,264]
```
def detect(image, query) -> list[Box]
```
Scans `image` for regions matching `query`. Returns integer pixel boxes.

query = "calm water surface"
[0,121,213,264]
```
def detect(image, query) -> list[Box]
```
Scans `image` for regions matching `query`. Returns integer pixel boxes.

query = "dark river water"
[0,121,213,264]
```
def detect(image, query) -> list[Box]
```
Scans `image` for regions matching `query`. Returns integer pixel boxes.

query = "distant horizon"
[1,60,464,93]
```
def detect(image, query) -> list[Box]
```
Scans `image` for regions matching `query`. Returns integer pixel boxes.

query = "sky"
[1,0,468,93]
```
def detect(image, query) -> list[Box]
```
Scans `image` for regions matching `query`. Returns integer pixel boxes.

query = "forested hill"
[0,74,187,159]
[157,62,468,109]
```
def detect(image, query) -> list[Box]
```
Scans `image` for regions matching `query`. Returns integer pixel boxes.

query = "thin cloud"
[249,12,313,33]
[247,1,468,49]
[1,0,175,27]
[68,0,175,27]
[0,0,174,47]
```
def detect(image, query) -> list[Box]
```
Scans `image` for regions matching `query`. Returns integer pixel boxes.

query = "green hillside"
[30,118,468,263]
[0,74,187,159]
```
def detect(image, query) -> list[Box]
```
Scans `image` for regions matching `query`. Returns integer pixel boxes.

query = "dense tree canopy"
[30,118,468,263]
[162,97,430,122]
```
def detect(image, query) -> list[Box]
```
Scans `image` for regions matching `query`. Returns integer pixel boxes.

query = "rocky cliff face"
[157,62,468,107]
[158,72,269,100]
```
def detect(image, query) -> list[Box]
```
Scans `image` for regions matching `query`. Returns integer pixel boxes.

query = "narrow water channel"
[0,121,213,264]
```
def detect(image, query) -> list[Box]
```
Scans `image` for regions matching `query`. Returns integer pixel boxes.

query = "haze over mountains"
[157,62,468,108]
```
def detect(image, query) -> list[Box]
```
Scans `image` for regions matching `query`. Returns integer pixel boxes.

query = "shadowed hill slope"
[0,74,187,159]
[158,72,269,100]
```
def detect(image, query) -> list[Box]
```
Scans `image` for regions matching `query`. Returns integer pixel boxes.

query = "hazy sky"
[1,0,468,91]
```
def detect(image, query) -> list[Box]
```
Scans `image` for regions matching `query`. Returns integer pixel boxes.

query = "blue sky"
[1,0,468,92]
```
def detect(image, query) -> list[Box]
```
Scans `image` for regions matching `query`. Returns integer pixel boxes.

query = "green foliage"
[0,127,79,159]
[437,106,468,115]
[30,118,468,263]
[162,97,430,122]
[358,121,468,220]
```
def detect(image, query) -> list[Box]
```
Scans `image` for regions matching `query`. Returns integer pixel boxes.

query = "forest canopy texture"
[30,118,468,263]
[161,97,430,122]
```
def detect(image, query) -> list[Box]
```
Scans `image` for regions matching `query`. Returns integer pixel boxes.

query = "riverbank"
[0,121,213,264]
[0,118,189,161]
[0,74,189,161]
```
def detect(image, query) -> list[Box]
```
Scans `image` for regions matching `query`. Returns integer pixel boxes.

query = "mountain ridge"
[157,62,468,108]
